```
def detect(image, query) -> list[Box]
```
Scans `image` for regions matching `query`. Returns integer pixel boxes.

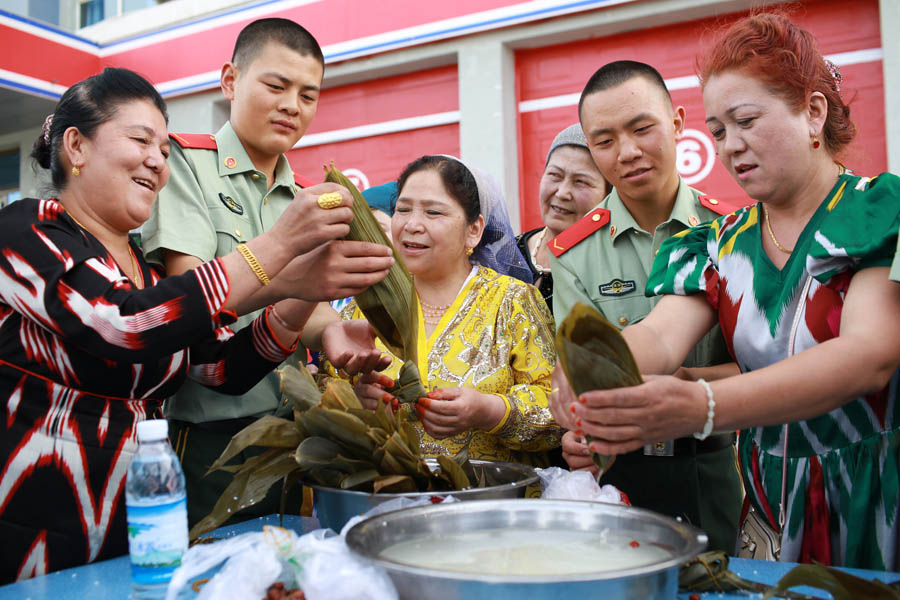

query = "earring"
[465,247,474,256]
[72,166,81,177]
[812,137,821,149]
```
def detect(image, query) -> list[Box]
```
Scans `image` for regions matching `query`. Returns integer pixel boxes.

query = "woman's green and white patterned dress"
[648,172,900,570]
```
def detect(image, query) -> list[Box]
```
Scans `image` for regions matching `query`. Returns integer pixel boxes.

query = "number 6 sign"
[677,129,716,185]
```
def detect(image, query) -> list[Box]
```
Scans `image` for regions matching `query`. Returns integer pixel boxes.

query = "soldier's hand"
[272,183,355,256]
[270,240,393,301]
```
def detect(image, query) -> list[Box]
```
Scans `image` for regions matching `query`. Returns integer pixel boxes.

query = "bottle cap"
[136,419,168,442]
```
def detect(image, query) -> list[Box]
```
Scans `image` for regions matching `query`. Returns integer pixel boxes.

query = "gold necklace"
[762,164,847,256]
[67,209,143,287]
[763,205,792,254]
[128,245,144,289]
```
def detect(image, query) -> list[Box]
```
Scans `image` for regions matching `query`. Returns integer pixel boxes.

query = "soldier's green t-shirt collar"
[214,121,297,193]
[606,177,700,241]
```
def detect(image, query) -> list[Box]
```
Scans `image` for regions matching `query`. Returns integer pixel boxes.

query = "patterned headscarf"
[440,155,531,283]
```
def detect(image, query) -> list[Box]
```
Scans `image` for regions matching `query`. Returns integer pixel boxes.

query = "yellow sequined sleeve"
[488,281,563,451]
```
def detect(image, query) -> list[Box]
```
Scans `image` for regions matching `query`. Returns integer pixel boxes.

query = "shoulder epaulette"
[293,172,316,188]
[698,195,745,216]
[548,206,610,258]
[168,132,218,150]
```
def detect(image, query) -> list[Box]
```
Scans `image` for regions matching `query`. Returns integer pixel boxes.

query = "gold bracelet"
[236,243,270,286]
[269,305,301,332]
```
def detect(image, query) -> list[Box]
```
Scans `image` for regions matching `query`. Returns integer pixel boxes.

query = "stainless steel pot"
[307,459,537,532]
[345,498,707,600]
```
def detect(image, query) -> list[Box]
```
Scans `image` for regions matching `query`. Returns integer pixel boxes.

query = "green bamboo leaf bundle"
[193,365,477,539]
[324,165,418,365]
[679,551,828,599]
[555,302,643,477]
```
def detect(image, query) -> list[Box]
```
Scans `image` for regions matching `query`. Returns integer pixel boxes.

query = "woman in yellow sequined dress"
[335,155,563,464]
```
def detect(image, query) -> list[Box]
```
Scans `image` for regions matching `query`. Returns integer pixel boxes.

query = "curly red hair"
[698,12,854,156]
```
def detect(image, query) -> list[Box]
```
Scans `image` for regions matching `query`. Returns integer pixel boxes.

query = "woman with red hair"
[551,13,900,569]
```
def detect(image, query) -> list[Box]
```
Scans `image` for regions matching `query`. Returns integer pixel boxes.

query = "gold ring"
[317,192,342,209]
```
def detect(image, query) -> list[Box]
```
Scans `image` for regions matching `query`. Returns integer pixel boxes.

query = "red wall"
[287,66,460,188]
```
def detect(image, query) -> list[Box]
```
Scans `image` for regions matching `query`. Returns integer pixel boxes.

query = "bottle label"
[126,496,188,585]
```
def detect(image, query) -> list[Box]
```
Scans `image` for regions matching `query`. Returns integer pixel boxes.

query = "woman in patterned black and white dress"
[0,68,392,583]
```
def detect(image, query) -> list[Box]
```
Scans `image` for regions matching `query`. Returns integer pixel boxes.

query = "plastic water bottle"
[126,419,188,599]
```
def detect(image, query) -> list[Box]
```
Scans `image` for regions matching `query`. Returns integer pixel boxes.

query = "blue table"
[2,514,897,599]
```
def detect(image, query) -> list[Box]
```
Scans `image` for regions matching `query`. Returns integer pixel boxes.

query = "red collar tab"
[168,132,217,150]
[548,207,611,258]
[698,194,745,216]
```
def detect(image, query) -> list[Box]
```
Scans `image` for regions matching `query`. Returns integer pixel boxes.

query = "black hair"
[31,67,167,190]
[396,156,480,224]
[232,18,324,69]
[578,60,672,121]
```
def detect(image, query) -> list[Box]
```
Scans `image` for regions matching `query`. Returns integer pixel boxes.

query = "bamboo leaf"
[347,408,381,428]
[205,415,302,476]
[437,454,471,490]
[340,469,381,490]
[321,379,363,410]
[280,364,321,413]
[191,448,299,539]
[324,165,419,365]
[555,303,642,478]
[375,398,396,434]
[679,551,824,599]
[390,361,427,405]
[763,565,900,600]
[373,474,417,494]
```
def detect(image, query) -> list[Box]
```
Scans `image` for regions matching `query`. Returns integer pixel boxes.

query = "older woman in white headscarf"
[517,124,610,314]
[333,155,563,466]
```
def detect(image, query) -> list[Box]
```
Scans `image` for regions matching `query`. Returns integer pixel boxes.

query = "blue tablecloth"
[2,514,897,599]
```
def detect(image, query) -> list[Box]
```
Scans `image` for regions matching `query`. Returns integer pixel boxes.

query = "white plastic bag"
[293,529,397,600]
[165,524,397,600]
[165,528,284,600]
[340,494,460,537]
[536,466,627,504]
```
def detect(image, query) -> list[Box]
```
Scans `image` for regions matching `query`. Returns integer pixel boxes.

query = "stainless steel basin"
[345,498,707,599]
[307,459,538,532]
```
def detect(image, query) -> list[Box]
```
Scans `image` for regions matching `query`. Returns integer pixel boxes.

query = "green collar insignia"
[599,278,637,296]
[219,193,243,215]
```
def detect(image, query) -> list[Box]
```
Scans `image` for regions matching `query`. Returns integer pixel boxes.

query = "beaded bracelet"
[236,243,270,286]
[693,378,716,441]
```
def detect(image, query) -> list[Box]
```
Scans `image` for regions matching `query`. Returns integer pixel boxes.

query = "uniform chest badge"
[599,278,636,296]
[219,193,244,215]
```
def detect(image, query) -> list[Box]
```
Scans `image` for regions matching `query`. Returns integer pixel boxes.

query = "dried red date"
[263,582,305,600]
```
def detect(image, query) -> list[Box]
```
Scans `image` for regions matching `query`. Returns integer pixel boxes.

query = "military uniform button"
[610,225,617,237]
[251,173,260,180]
[618,317,628,326]
[689,215,700,226]
[709,198,719,205]
[592,213,601,222]
[235,229,242,237]
[224,157,237,168]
